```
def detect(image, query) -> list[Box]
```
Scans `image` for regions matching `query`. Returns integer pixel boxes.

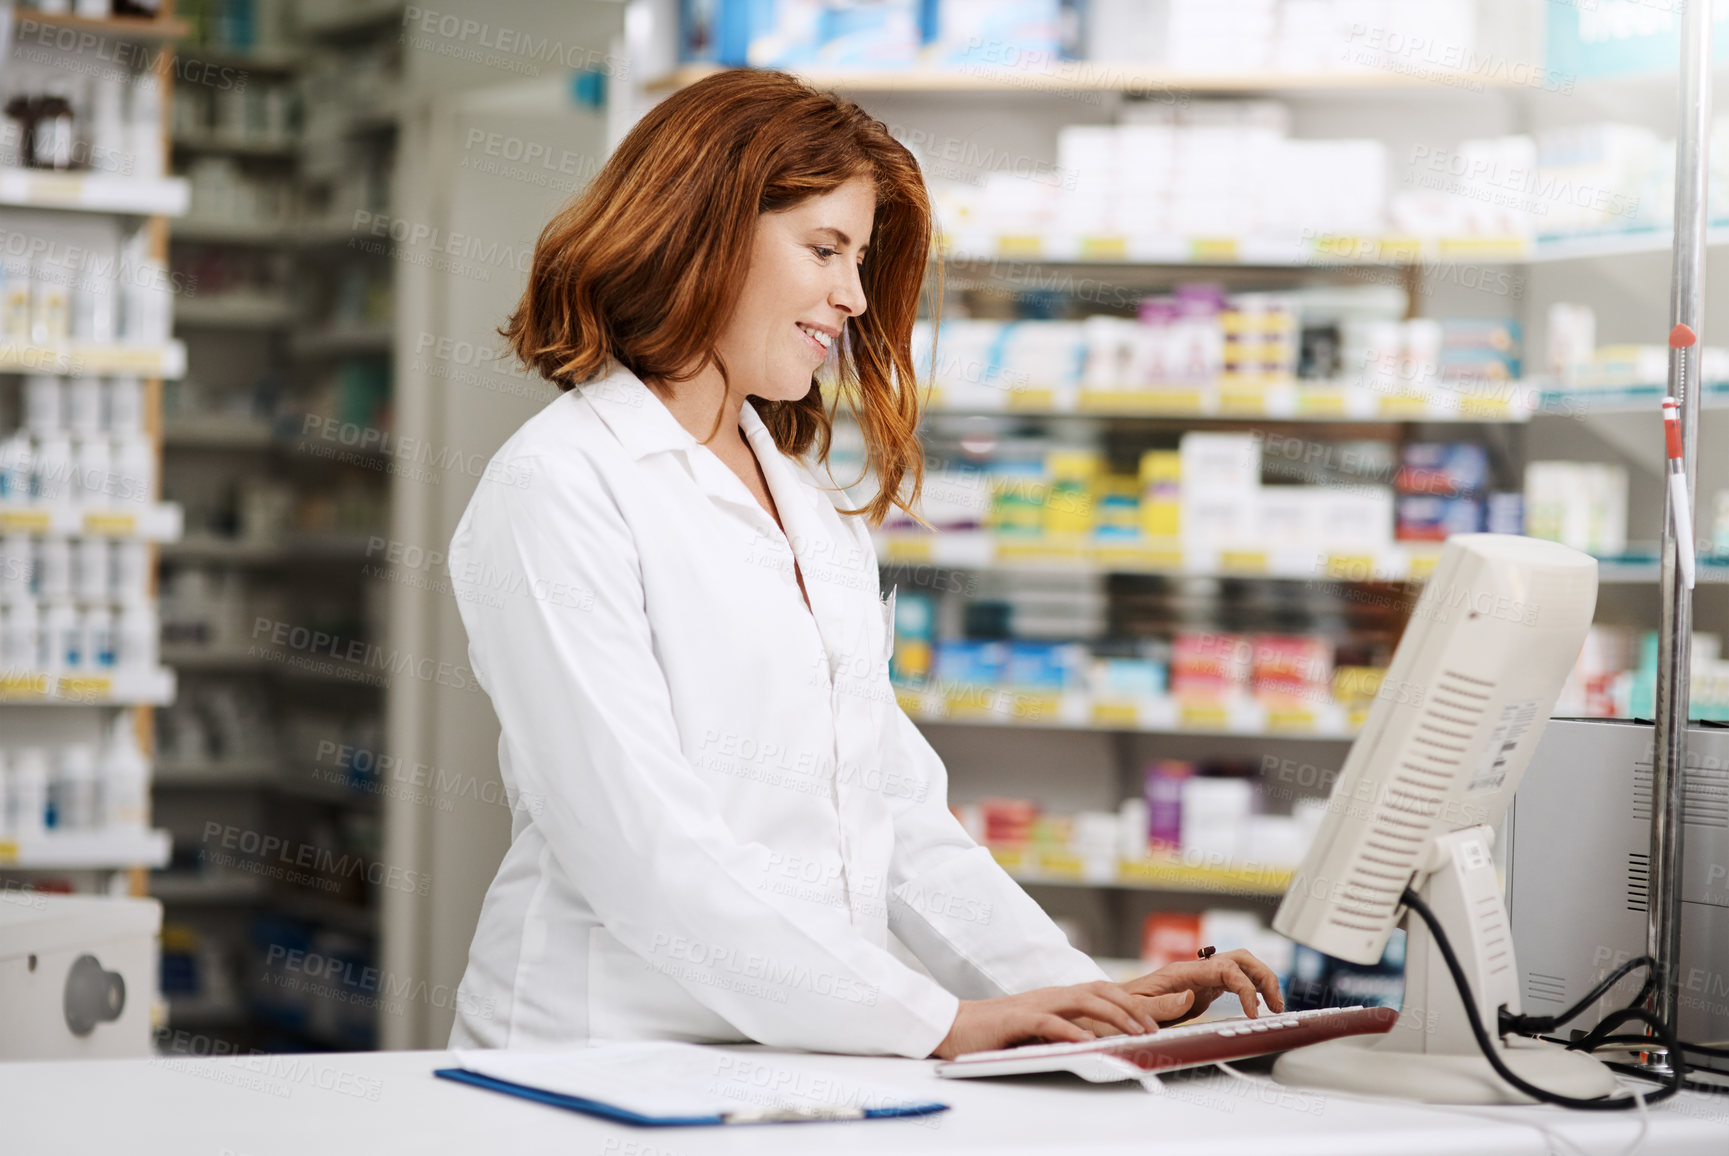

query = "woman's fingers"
[1206,958,1264,1017]
[1082,980,1160,1033]
[1140,990,1197,1025]
[1222,949,1286,1012]
[1027,1013,1093,1044]
[1063,989,1147,1038]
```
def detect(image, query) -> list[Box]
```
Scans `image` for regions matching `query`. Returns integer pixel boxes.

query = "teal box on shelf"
[683,0,921,67]
[934,639,1006,689]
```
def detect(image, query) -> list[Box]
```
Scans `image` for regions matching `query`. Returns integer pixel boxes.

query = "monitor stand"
[1273,827,1619,1104]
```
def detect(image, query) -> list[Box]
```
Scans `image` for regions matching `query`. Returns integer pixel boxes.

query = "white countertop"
[3,1045,1728,1156]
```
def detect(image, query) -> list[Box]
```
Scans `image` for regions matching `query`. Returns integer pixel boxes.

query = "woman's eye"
[813,246,837,259]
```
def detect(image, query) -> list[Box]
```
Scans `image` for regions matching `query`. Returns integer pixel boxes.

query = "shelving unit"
[635,22,1724,970]
[147,0,405,1053]
[0,10,185,926]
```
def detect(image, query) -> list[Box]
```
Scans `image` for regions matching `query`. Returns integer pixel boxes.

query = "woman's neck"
[646,365,747,453]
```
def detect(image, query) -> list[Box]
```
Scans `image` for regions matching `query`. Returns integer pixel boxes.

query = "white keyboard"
[935,1005,1397,1084]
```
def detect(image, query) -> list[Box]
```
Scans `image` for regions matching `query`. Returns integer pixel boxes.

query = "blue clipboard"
[433,1067,950,1127]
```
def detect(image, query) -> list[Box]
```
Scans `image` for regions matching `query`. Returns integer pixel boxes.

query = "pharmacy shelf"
[648,63,1520,97]
[289,324,393,358]
[0,341,186,378]
[148,872,270,904]
[898,382,1534,423]
[1536,382,1729,416]
[1595,556,1729,584]
[162,415,277,448]
[0,169,189,216]
[990,846,1293,898]
[9,9,189,43]
[169,218,292,245]
[942,232,1532,267]
[0,827,171,870]
[937,226,1729,269]
[875,531,1442,582]
[153,756,280,788]
[0,667,176,706]
[896,686,1357,740]
[1525,223,1729,264]
[0,501,183,540]
[170,134,298,159]
[174,294,295,328]
[161,533,375,565]
[173,43,303,71]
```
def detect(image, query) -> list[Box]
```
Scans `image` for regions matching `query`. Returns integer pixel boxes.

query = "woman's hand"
[930,981,1192,1059]
[1122,949,1286,1027]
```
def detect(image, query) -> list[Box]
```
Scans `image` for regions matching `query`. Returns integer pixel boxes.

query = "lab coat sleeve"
[450,452,960,1059]
[882,703,1111,998]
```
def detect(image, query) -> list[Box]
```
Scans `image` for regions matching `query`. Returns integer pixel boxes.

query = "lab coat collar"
[583,361,829,516]
[581,363,703,462]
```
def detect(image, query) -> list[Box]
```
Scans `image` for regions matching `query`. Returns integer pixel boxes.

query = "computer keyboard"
[934,1005,1397,1084]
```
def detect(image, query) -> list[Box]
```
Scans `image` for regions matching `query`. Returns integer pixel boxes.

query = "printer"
[0,893,162,1061]
[1507,718,1729,1073]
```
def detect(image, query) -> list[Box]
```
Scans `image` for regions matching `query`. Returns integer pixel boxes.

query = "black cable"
[1499,956,1655,1037]
[1399,887,1681,1109]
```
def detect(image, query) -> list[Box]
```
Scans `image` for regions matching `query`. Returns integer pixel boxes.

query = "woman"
[446,69,1282,1059]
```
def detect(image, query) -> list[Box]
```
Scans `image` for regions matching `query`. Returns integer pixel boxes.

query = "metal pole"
[1648,0,1710,1044]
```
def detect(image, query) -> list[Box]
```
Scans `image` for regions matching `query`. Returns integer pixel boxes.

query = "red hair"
[501,68,936,526]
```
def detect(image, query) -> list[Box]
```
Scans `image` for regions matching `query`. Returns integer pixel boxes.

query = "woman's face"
[717,175,875,403]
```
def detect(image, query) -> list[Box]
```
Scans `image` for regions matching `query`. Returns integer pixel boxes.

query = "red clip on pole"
[1662,395,1696,590]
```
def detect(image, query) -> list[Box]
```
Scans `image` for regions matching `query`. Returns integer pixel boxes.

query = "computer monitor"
[1270,533,1617,1104]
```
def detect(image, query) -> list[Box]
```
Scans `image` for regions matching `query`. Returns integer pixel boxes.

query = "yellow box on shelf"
[1005,387,1056,411]
[0,508,53,532]
[0,839,17,865]
[894,686,924,715]
[878,535,933,563]
[1033,849,1085,879]
[1265,705,1318,733]
[1090,699,1142,727]
[996,234,1043,258]
[0,673,50,697]
[1321,552,1379,581]
[1092,540,1185,572]
[942,684,1002,719]
[1179,701,1231,731]
[989,845,1027,872]
[995,535,1086,564]
[82,511,138,535]
[1117,856,1292,896]
[1189,237,1239,262]
[56,676,113,699]
[1377,393,1432,419]
[1077,388,1204,415]
[1459,395,1513,420]
[1008,691,1062,722]
[1407,550,1443,580]
[1078,234,1127,260]
[1218,549,1269,574]
[1295,388,1349,417]
[1436,236,1530,260]
[1217,388,1267,416]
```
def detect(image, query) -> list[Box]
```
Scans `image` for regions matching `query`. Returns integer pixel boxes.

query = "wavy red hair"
[501,68,936,526]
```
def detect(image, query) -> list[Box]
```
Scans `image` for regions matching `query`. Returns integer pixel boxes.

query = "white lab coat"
[444,361,1105,1058]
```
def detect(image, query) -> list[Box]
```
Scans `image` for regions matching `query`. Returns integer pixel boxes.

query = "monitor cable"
[1399,887,1682,1110]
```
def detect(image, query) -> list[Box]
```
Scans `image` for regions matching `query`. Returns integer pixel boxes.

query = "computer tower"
[1506,718,1729,1073]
